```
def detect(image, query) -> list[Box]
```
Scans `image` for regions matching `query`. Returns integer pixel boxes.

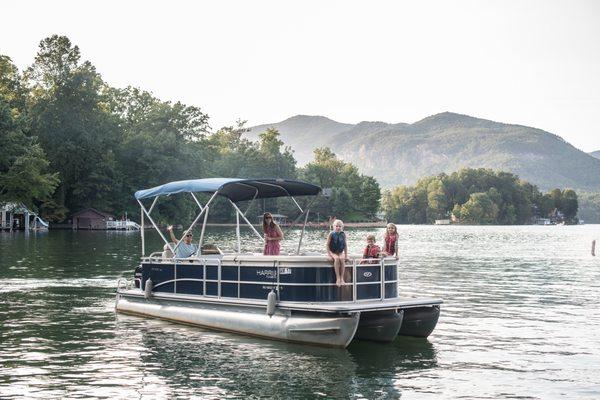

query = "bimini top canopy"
[135,178,321,202]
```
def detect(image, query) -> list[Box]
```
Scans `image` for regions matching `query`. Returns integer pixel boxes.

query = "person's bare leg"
[339,258,346,285]
[334,255,342,287]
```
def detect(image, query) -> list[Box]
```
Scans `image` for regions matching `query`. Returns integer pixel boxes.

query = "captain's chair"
[201,244,223,255]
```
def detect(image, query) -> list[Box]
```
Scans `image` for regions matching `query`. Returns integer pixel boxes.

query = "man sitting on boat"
[167,225,198,258]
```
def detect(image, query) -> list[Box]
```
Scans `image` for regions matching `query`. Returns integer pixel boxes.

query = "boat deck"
[117,288,442,313]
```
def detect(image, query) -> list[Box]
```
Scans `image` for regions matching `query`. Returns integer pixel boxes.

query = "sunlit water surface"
[1,226,600,399]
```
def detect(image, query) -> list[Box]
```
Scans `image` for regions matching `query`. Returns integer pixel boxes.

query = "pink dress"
[264,225,281,255]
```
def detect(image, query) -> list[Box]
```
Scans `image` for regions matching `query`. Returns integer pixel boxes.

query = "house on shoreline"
[70,208,140,230]
[72,208,115,230]
[0,203,49,231]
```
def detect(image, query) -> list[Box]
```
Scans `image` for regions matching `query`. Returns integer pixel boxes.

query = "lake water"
[1,225,599,399]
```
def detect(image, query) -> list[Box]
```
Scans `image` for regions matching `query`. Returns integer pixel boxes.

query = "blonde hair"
[385,223,397,238]
[366,234,376,241]
[332,219,344,229]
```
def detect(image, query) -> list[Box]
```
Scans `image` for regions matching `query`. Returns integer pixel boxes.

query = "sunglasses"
[185,233,193,237]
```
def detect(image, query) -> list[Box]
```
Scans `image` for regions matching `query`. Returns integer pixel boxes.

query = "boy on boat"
[327,219,348,287]
[361,234,381,264]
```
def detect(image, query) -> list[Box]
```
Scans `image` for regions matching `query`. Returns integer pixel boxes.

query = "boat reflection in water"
[124,314,438,399]
[116,178,442,347]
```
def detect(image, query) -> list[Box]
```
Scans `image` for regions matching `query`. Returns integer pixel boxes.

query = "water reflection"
[123,314,437,399]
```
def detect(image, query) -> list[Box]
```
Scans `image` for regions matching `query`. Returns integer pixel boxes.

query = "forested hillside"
[0,36,379,224]
[382,168,579,225]
[248,115,352,164]
[251,113,600,191]
[3,35,595,225]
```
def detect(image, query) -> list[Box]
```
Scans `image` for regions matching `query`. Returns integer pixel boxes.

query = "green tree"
[301,147,380,220]
[561,189,578,220]
[26,35,120,214]
[257,128,296,179]
[109,86,210,223]
[549,188,563,211]
[0,55,58,211]
[460,192,498,224]
[426,178,448,221]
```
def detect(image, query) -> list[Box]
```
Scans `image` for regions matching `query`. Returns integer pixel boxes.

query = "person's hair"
[366,234,376,242]
[385,223,398,239]
[263,212,277,231]
[332,219,344,230]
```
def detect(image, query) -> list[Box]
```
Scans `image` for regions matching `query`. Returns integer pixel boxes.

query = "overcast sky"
[2,0,599,151]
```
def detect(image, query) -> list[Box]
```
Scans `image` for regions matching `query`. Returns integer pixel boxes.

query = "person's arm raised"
[167,225,178,243]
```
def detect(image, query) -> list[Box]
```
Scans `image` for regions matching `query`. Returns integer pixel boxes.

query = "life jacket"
[363,244,381,259]
[328,231,346,253]
[385,234,397,255]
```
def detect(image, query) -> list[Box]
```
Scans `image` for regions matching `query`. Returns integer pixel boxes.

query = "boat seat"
[162,243,175,261]
[201,244,222,255]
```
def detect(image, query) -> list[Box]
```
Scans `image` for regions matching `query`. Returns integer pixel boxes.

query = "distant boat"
[434,219,450,225]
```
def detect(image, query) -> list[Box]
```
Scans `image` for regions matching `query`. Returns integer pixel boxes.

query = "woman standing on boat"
[327,219,348,287]
[263,212,283,255]
[383,223,399,258]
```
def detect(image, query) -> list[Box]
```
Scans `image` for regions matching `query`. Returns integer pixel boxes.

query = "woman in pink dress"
[263,212,283,255]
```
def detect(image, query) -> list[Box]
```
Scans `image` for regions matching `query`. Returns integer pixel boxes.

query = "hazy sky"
[2,0,599,151]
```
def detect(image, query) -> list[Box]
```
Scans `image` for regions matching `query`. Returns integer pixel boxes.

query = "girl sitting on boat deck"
[383,223,399,258]
[327,219,348,287]
[263,212,283,255]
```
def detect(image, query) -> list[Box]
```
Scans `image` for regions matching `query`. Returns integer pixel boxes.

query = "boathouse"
[72,208,115,230]
[1,203,49,230]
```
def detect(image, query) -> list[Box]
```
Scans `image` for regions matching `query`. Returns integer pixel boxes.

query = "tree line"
[0,35,380,224]
[2,36,582,227]
[382,168,579,225]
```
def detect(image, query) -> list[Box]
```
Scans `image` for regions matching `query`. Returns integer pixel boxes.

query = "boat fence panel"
[139,256,399,303]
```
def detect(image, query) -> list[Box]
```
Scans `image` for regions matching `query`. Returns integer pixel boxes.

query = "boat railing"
[136,254,398,303]
[116,278,131,290]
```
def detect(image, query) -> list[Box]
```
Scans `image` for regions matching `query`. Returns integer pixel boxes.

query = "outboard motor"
[134,266,142,288]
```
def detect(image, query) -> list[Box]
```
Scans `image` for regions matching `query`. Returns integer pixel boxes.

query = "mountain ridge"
[249,113,600,191]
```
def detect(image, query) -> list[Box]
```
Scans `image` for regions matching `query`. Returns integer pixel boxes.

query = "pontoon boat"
[115,178,441,347]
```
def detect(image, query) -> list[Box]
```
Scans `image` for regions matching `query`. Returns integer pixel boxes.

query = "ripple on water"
[1,227,600,399]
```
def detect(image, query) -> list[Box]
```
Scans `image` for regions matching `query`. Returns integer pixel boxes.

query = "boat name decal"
[256,269,277,278]
[279,267,292,275]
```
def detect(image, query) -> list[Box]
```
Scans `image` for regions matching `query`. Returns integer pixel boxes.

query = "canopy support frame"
[135,179,322,257]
